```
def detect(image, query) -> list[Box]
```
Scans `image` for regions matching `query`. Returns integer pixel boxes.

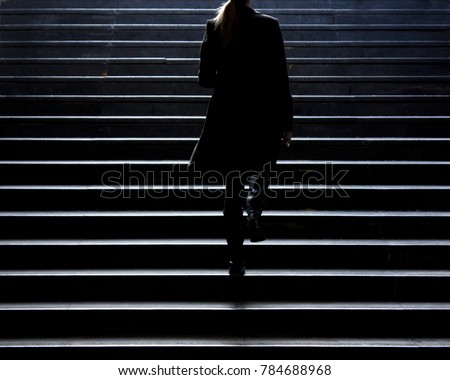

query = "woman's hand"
[282,131,293,147]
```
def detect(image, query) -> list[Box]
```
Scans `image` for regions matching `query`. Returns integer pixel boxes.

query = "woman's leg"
[245,171,268,242]
[223,172,246,274]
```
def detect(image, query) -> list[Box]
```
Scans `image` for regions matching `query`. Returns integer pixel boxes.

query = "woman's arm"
[198,20,218,88]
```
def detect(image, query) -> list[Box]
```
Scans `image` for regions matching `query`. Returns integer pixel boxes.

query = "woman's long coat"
[189,6,294,174]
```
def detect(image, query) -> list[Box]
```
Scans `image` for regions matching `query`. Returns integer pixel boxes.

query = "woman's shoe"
[228,260,246,276]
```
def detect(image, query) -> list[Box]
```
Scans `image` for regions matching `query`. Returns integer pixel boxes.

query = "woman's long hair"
[214,0,247,47]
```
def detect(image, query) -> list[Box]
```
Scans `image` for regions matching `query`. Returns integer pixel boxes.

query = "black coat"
[189,6,294,174]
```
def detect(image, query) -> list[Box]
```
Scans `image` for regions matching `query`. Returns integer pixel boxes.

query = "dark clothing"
[189,7,294,267]
[189,6,294,174]
[223,171,268,246]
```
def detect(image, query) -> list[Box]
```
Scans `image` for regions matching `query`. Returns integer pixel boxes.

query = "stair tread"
[2,8,450,14]
[1,301,450,311]
[1,137,449,142]
[1,185,449,190]
[2,75,450,82]
[2,57,449,63]
[1,115,447,120]
[1,238,450,246]
[3,40,450,46]
[1,337,450,348]
[3,23,450,29]
[0,269,449,277]
[1,160,448,165]
[2,95,448,100]
[1,210,450,217]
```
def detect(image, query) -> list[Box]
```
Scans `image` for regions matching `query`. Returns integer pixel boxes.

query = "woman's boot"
[246,174,266,242]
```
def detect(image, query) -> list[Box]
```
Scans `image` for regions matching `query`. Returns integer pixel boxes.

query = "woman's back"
[191,3,293,173]
[201,7,290,112]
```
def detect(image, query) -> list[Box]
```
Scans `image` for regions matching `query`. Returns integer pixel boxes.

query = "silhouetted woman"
[189,0,294,275]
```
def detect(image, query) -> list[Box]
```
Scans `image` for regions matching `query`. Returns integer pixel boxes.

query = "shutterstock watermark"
[99,161,350,200]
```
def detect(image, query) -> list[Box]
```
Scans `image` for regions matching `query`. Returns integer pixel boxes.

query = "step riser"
[298,123,450,138]
[0,189,449,211]
[2,245,450,270]
[1,101,449,117]
[2,81,450,96]
[1,141,449,161]
[1,164,449,185]
[0,346,448,360]
[1,310,449,338]
[4,14,450,25]
[3,45,450,58]
[2,120,450,138]
[3,0,450,9]
[2,62,449,76]
[3,30,450,42]
[0,276,449,302]
[0,217,449,239]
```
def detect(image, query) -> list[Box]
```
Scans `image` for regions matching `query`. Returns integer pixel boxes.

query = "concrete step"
[0,210,449,239]
[1,302,450,338]
[0,186,449,211]
[1,160,449,185]
[1,116,449,138]
[2,0,449,361]
[1,138,449,161]
[1,337,450,359]
[2,75,450,96]
[2,24,450,41]
[1,57,449,76]
[2,40,450,58]
[2,0,450,10]
[0,268,449,302]
[2,8,450,24]
[1,95,449,116]
[1,239,449,270]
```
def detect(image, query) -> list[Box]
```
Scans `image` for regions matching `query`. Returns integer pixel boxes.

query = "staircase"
[1,0,450,359]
